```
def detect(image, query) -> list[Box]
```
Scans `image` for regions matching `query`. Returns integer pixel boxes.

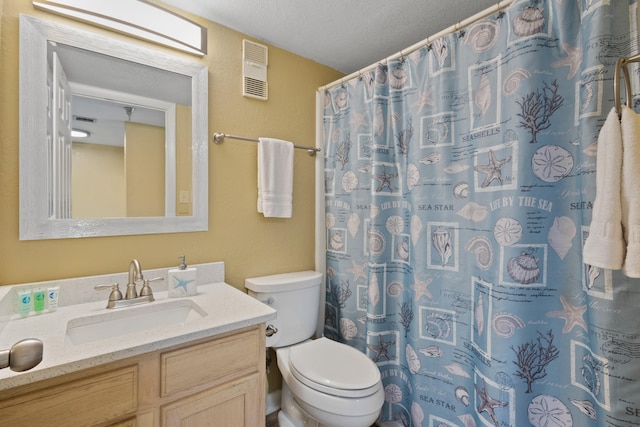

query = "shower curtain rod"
[320,0,515,91]
[212,132,321,156]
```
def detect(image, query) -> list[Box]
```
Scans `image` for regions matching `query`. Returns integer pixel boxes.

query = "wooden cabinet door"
[161,373,263,427]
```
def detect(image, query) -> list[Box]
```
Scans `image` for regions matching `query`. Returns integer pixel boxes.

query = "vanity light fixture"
[71,129,90,138]
[32,0,207,56]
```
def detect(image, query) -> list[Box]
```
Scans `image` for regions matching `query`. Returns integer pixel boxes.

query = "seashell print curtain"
[321,0,640,425]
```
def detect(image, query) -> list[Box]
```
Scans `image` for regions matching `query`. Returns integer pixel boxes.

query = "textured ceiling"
[162,0,500,74]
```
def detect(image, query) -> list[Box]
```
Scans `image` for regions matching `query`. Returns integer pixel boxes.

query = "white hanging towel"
[621,106,640,277]
[257,137,294,218]
[583,107,625,269]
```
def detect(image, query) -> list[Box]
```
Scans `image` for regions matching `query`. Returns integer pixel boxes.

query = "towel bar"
[212,132,321,157]
[615,53,640,118]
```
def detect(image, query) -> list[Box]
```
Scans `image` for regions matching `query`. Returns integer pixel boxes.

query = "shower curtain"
[322,0,640,426]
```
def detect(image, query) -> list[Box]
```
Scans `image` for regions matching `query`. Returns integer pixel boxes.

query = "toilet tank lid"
[245,271,322,292]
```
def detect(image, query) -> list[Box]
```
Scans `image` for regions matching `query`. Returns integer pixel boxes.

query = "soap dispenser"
[168,255,197,297]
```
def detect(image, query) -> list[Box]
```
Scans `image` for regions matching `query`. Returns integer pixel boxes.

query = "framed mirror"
[19,15,208,239]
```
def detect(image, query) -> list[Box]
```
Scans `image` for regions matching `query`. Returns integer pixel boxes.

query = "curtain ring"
[458,27,466,38]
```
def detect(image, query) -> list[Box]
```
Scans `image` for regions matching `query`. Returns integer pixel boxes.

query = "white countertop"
[0,281,276,391]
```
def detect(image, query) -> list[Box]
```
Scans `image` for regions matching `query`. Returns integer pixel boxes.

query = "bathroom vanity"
[0,326,264,426]
[0,262,276,427]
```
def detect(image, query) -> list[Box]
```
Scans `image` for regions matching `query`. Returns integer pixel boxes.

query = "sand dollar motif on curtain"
[323,0,640,425]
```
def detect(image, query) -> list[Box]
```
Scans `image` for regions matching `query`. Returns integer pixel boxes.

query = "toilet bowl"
[277,338,384,427]
[245,271,384,427]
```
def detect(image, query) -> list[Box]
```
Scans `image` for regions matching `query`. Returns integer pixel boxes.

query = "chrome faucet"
[95,259,164,309]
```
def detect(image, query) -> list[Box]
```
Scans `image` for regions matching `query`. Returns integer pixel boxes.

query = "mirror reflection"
[50,42,193,219]
[20,15,208,240]
[71,97,167,218]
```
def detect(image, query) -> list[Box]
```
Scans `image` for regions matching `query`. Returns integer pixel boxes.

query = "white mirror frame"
[19,15,208,240]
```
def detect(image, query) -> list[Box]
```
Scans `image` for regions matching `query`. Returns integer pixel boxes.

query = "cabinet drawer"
[161,373,261,427]
[161,328,260,396]
[0,365,138,427]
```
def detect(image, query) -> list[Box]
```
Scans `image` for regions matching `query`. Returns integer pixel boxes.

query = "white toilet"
[245,271,384,427]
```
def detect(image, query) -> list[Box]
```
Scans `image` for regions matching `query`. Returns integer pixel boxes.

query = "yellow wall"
[72,142,126,218]
[0,0,343,288]
[125,122,165,217]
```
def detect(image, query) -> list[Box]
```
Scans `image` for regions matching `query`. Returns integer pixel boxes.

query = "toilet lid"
[288,337,380,397]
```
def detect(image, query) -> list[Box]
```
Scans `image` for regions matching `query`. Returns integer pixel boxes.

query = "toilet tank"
[245,271,322,348]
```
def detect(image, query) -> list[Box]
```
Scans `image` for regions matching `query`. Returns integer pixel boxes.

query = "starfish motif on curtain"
[546,295,588,334]
[373,165,398,192]
[551,43,583,80]
[411,85,435,111]
[367,334,395,362]
[350,110,368,130]
[410,274,433,300]
[347,260,367,282]
[475,378,508,427]
[474,150,512,188]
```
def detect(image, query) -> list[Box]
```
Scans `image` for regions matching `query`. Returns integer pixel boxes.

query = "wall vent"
[242,39,268,100]
[73,115,96,123]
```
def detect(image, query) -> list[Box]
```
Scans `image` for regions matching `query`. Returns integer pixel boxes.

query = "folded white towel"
[257,137,294,218]
[621,106,640,277]
[583,107,625,269]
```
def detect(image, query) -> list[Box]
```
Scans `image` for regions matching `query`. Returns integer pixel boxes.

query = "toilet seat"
[276,340,385,424]
[288,337,381,398]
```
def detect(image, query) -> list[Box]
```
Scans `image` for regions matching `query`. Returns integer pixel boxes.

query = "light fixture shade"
[71,128,90,138]
[32,0,207,56]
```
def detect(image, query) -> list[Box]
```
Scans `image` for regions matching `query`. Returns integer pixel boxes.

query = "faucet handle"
[94,283,123,302]
[139,277,164,297]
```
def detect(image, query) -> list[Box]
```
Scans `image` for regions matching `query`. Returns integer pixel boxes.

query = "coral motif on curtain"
[322,0,640,426]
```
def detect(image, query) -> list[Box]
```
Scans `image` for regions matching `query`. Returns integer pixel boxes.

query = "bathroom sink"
[65,299,207,345]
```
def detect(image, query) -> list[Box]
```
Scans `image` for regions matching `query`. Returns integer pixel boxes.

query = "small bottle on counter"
[168,255,197,298]
[32,288,46,313]
[47,286,60,312]
[17,289,32,317]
